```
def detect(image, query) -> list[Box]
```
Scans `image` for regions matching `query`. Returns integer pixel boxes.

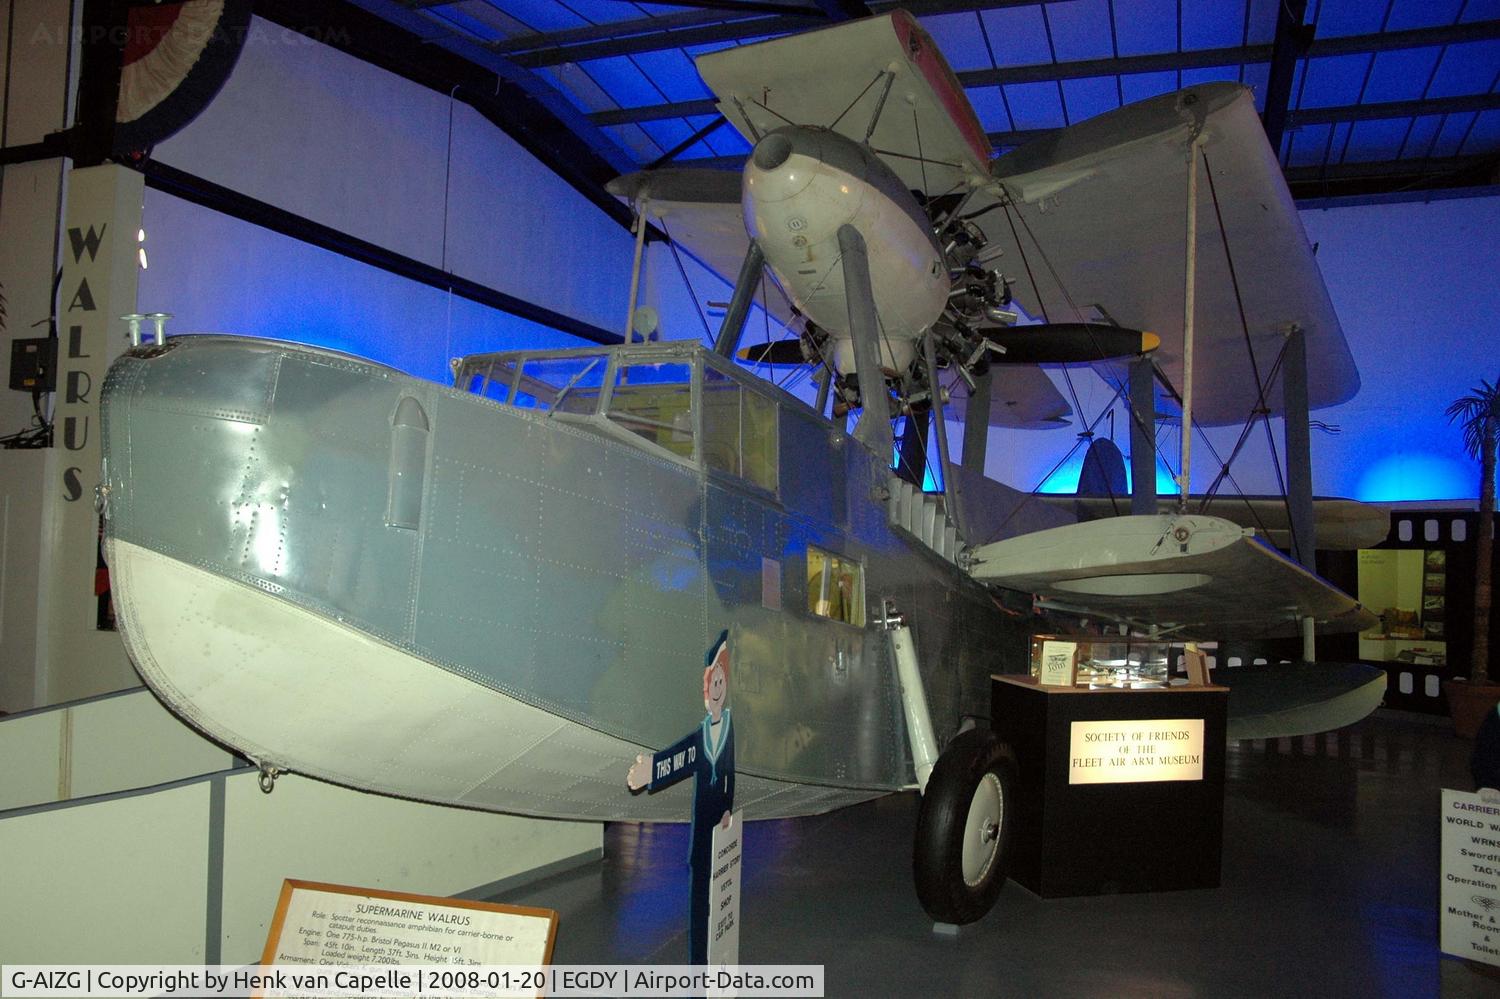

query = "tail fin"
[1077,438,1127,498]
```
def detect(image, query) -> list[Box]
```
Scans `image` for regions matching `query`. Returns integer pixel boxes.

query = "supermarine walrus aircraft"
[100,11,1384,926]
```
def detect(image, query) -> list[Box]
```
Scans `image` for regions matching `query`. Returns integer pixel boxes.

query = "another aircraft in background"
[101,12,1384,926]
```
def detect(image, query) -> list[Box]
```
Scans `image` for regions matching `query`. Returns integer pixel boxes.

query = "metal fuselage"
[743,126,949,375]
[100,336,1025,823]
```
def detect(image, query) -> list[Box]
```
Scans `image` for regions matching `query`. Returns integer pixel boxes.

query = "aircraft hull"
[100,335,1025,820]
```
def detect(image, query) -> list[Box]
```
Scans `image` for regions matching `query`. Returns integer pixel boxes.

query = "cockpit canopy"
[454,342,787,494]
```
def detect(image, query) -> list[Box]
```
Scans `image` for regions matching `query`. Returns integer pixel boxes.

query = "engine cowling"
[743,126,948,375]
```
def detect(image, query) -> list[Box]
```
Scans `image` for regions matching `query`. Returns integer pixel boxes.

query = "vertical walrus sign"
[627,631,738,965]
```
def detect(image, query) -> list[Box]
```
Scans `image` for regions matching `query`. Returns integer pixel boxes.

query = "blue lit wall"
[140,15,636,374]
[1299,193,1500,502]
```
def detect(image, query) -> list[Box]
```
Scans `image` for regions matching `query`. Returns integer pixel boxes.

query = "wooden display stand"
[992,675,1228,898]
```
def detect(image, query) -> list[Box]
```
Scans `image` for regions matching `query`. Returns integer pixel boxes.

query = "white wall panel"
[0,782,212,964]
[441,103,632,334]
[218,773,601,963]
[137,190,585,385]
[0,709,62,810]
[1300,194,1500,502]
[0,450,53,713]
[152,16,635,339]
[1,0,72,146]
[69,690,233,799]
[0,161,65,445]
[153,18,451,268]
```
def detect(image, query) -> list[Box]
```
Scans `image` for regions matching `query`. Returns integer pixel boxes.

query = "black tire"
[913,728,1017,924]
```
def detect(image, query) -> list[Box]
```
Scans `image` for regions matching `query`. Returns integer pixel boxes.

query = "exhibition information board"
[261,881,557,968]
[1440,789,1500,968]
[707,811,744,969]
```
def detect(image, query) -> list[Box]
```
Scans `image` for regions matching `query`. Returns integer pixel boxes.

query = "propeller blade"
[981,323,1159,365]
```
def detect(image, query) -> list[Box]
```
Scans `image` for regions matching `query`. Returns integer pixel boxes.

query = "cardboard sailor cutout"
[627,631,736,964]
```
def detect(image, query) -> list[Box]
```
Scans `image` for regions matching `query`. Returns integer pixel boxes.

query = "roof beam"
[582,17,1500,122]
[491,8,783,55]
[1261,0,1311,158]
[977,93,1500,151]
[511,13,826,67]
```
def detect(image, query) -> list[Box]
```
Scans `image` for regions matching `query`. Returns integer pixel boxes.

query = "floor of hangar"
[492,709,1500,998]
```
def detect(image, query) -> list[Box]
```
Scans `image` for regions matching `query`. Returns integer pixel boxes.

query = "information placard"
[261,880,557,969]
[1038,641,1078,687]
[707,811,744,968]
[1068,718,1205,784]
[1440,789,1500,967]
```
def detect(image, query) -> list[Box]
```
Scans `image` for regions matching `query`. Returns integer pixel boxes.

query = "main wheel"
[913,728,1017,924]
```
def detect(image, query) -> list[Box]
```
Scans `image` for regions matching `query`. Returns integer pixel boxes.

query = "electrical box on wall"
[9,338,58,392]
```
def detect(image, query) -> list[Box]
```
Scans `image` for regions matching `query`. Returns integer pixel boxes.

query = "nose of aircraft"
[743,127,818,204]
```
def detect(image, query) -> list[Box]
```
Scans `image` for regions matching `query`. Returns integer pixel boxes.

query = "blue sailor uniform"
[647,708,735,964]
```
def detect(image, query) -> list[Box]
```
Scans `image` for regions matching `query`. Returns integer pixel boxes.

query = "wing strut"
[839,224,893,449]
[713,241,766,357]
[924,329,966,539]
[1177,133,1204,509]
[1129,356,1158,516]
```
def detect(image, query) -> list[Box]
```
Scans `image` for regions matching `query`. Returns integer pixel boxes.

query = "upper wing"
[967,513,1377,640]
[979,83,1359,426]
[695,10,991,198]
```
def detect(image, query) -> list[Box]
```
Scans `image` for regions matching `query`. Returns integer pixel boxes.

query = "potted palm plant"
[1443,378,1500,737]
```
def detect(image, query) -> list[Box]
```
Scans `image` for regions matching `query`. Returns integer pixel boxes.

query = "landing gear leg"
[912,728,1016,925]
[880,600,1015,924]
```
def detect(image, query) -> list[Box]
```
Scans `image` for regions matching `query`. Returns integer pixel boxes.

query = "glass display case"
[1029,636,1174,688]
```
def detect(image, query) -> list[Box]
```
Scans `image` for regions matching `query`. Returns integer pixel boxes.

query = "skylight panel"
[1362,47,1443,103]
[1045,0,1115,63]
[700,120,750,159]
[966,85,1015,135]
[1429,112,1480,157]
[1425,39,1500,99]
[1110,0,1179,56]
[1002,80,1067,130]
[980,5,1053,68]
[640,118,711,159]
[1060,76,1120,123]
[1243,0,1278,46]
[1461,109,1500,155]
[1339,117,1414,162]
[499,0,589,33]
[578,55,666,109]
[541,63,619,115]
[920,12,993,71]
[1119,70,1180,105]
[1461,0,1500,22]
[1180,65,1242,88]
[604,122,666,163]
[630,49,713,103]
[433,5,506,42]
[1296,53,1374,109]
[562,0,659,26]
[1180,0,1246,51]
[1313,0,1390,39]
[1397,114,1444,157]
[1284,121,1332,167]
[1240,61,1270,102]
[453,2,531,40]
[684,40,741,58]
[1385,0,1465,32]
